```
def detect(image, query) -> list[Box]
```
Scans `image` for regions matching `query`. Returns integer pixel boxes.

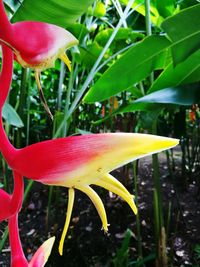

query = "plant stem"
[133,161,143,260]
[145,0,154,84]
[16,68,27,148]
[57,61,66,111]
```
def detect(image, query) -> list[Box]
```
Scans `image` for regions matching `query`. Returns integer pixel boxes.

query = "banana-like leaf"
[84,35,170,103]
[2,103,24,128]
[135,84,200,105]
[12,0,95,27]
[93,84,200,125]
[149,49,200,93]
[161,4,200,65]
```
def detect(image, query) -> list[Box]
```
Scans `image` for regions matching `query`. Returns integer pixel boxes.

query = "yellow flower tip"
[58,243,64,256]
[43,236,56,262]
[134,206,138,215]
[58,188,75,256]
[95,175,138,216]
[101,223,110,233]
[59,53,72,72]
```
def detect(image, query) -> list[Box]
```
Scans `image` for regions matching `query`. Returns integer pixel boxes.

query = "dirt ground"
[0,149,200,267]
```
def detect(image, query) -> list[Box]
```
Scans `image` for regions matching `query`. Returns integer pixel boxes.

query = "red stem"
[8,214,28,267]
[0,44,13,107]
[10,171,24,216]
[0,0,12,39]
[0,45,16,161]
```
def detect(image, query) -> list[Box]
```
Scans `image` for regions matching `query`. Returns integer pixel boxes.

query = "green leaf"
[0,183,4,188]
[135,84,200,105]
[112,229,132,267]
[149,49,200,93]
[93,84,200,125]
[12,0,95,27]
[161,4,200,65]
[155,0,176,18]
[84,35,170,103]
[2,103,24,128]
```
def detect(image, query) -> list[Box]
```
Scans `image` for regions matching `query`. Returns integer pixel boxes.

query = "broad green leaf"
[0,183,4,188]
[2,103,24,128]
[135,84,200,105]
[179,0,199,9]
[84,35,170,103]
[161,4,200,65]
[12,0,95,27]
[149,49,200,93]
[93,84,200,125]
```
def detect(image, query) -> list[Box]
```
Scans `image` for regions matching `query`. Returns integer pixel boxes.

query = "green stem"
[57,61,66,111]
[133,161,143,260]
[26,69,31,146]
[16,68,27,148]
[145,0,154,84]
[0,227,8,253]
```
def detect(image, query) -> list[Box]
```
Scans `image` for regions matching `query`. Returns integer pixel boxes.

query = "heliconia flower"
[5,133,179,256]
[9,213,55,267]
[0,0,78,119]
[0,45,179,256]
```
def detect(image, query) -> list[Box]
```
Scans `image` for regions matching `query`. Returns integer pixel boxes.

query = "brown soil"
[1,150,200,267]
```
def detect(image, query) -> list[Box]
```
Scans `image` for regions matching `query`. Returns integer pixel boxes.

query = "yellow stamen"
[59,53,72,72]
[76,185,109,232]
[95,176,138,215]
[102,174,134,197]
[34,71,53,121]
[59,188,75,256]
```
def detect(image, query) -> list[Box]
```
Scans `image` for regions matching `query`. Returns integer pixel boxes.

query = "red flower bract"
[0,0,78,119]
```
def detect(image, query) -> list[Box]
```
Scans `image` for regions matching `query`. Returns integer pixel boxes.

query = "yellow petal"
[59,188,75,256]
[95,175,137,215]
[75,185,109,232]
[101,173,133,197]
[59,53,71,72]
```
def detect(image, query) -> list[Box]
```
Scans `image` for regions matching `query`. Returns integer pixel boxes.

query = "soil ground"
[0,149,200,267]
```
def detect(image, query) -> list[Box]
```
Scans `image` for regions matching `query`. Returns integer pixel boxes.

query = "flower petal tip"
[29,236,55,267]
[59,53,72,72]
[101,223,110,233]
